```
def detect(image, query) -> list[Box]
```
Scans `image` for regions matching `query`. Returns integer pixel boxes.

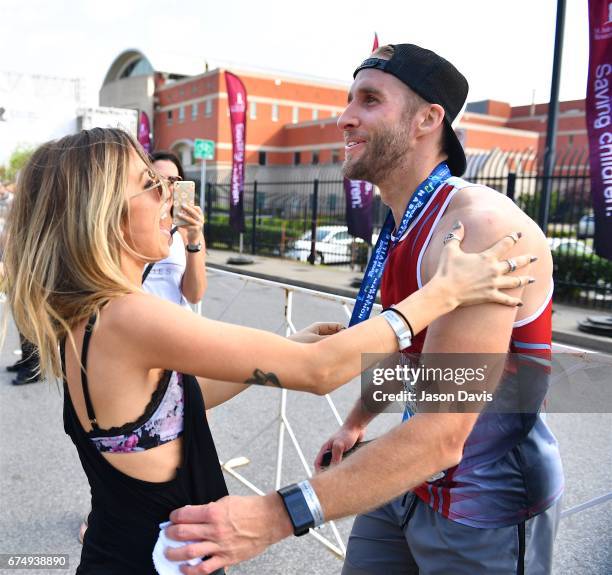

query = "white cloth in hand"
[152,520,202,575]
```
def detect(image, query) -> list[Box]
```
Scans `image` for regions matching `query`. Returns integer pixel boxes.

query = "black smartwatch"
[277,484,315,536]
[186,242,202,253]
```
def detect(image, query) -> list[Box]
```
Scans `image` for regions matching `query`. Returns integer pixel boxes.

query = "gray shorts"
[342,492,561,575]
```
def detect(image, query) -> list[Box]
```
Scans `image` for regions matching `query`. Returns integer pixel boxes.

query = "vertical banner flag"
[586,0,612,259]
[137,111,152,153]
[225,71,247,233]
[372,32,379,53]
[344,178,374,243]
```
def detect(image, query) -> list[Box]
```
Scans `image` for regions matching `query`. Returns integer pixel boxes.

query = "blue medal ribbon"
[349,162,451,327]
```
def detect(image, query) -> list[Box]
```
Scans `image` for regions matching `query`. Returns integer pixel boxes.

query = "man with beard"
[164,44,563,575]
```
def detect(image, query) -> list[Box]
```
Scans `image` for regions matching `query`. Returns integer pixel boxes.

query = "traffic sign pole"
[200,159,206,215]
[193,138,216,314]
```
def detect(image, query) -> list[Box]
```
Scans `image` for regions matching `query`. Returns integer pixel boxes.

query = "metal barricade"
[202,268,381,557]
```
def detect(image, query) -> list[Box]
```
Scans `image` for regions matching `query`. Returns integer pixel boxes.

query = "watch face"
[278,485,315,536]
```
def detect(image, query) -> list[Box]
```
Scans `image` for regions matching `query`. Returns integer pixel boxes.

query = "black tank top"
[61,316,228,574]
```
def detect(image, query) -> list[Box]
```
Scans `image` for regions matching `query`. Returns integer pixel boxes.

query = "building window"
[312,151,320,165]
[331,149,341,164]
[294,151,301,165]
[568,134,574,147]
[292,106,299,124]
[167,110,173,125]
[191,84,198,94]
[259,151,267,166]
[205,99,213,117]
[178,106,185,123]
[312,109,319,120]
[272,103,279,122]
[191,103,198,120]
[179,88,184,97]
[250,101,257,120]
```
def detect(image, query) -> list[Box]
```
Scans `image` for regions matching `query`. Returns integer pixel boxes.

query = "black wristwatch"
[186,242,202,253]
[277,484,315,536]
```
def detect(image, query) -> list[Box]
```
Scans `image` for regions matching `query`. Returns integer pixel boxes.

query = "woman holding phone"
[142,151,206,308]
[3,128,534,574]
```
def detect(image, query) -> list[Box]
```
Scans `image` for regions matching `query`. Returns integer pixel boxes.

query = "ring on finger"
[443,232,461,245]
[505,232,519,244]
[505,258,517,273]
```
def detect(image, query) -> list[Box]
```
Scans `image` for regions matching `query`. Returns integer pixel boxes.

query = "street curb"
[551,329,611,353]
[208,262,609,353]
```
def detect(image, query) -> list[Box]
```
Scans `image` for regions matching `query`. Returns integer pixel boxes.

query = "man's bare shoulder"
[445,185,547,252]
[422,184,552,319]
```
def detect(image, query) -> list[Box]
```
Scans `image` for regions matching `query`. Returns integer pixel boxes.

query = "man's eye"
[365,96,378,104]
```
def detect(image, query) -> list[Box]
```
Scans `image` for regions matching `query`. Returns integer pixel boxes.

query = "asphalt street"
[0,271,610,574]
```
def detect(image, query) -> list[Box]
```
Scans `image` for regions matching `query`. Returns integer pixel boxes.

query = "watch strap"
[186,242,202,253]
[277,483,315,536]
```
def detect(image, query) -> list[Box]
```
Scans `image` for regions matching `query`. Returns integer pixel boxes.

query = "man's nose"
[337,102,360,131]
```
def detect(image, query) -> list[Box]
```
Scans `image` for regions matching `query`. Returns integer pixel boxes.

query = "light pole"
[538,0,566,233]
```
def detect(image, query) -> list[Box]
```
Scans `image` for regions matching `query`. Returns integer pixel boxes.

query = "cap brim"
[444,121,466,177]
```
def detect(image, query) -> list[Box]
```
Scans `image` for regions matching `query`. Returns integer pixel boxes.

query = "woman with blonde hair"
[3,128,533,574]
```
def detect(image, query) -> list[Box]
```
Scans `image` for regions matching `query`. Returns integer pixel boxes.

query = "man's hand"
[165,493,292,574]
[288,322,345,344]
[314,423,365,471]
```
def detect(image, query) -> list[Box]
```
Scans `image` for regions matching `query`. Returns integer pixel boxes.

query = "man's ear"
[417,104,445,137]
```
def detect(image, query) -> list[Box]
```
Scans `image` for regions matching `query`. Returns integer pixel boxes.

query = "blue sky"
[1,0,589,107]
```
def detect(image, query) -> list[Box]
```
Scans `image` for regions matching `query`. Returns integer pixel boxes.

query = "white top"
[142,232,190,308]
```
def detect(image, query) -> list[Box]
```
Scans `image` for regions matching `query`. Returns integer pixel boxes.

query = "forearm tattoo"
[245,368,282,388]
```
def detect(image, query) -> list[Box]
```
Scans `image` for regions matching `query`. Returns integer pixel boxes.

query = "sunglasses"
[132,170,172,203]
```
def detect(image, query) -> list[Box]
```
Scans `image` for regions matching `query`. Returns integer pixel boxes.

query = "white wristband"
[297,480,325,527]
[380,310,413,350]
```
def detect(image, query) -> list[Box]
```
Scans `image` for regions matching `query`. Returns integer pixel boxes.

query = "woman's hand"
[288,322,345,344]
[177,204,205,245]
[430,221,535,309]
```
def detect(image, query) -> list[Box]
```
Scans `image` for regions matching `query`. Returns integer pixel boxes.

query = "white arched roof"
[103,48,209,86]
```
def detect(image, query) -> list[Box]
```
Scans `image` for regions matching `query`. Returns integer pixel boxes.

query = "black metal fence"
[197,149,611,309]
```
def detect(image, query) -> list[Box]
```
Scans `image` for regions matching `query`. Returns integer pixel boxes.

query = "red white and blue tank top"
[381,177,564,528]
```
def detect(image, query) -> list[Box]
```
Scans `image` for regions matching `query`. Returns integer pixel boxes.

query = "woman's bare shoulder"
[100,292,190,337]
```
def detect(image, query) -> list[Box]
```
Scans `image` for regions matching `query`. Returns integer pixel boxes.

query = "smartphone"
[172,181,195,227]
[319,440,373,469]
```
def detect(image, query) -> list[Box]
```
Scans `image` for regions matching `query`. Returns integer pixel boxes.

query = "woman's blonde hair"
[4,127,153,381]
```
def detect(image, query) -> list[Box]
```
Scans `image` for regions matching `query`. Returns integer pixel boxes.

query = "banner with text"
[344,178,374,243]
[225,71,247,233]
[586,0,612,259]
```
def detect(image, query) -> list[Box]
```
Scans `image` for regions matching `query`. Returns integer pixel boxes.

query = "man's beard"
[342,123,410,184]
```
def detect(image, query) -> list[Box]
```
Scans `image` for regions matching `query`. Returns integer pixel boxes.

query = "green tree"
[3,146,35,183]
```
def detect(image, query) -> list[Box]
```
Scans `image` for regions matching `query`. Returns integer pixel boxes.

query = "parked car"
[547,237,593,255]
[577,214,595,239]
[286,226,369,264]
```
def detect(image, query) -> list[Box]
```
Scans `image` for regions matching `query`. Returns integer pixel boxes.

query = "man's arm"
[420,189,551,356]
[164,411,476,573]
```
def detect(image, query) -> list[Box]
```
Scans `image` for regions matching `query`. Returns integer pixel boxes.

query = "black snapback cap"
[353,43,469,176]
